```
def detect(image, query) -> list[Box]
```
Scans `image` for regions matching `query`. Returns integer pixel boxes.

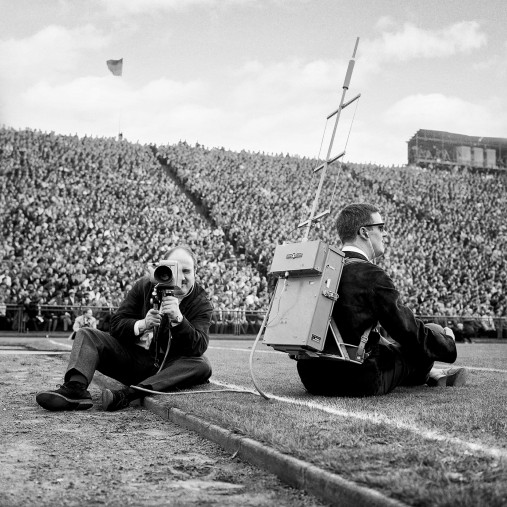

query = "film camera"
[150,260,184,304]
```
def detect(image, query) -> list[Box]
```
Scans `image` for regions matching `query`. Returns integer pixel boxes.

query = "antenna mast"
[299,37,360,241]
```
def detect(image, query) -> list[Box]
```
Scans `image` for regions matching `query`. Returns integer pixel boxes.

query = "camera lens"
[154,265,173,284]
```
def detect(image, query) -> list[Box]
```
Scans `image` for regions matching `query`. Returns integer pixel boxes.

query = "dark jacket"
[334,251,456,364]
[110,276,213,358]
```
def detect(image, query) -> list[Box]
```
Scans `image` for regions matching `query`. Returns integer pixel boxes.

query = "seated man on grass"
[297,203,468,397]
[36,246,213,412]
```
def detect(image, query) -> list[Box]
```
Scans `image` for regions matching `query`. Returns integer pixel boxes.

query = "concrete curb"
[88,353,405,506]
[142,396,406,507]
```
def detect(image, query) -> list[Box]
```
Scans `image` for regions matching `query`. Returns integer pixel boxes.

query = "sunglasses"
[361,222,386,232]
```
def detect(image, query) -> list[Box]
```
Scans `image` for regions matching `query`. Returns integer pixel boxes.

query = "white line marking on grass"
[213,347,507,372]
[48,339,72,350]
[0,351,69,355]
[210,379,507,460]
[460,366,507,374]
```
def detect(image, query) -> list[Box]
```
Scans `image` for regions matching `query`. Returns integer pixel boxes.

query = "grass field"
[157,339,507,507]
[15,335,507,506]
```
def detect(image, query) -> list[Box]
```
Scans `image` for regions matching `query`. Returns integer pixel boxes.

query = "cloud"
[99,0,213,16]
[22,77,205,113]
[345,127,405,166]
[0,24,109,86]
[384,93,506,137]
[231,58,352,111]
[2,50,356,159]
[375,16,396,31]
[222,55,373,158]
[0,40,372,164]
[97,0,262,16]
[3,74,212,139]
[472,41,507,75]
[362,21,487,65]
[0,23,111,124]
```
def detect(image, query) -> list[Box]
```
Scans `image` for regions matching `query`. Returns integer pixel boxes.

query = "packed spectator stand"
[1,127,506,339]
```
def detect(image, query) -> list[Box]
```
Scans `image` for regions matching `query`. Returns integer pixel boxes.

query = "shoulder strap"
[343,257,369,265]
[355,326,371,362]
[342,255,374,362]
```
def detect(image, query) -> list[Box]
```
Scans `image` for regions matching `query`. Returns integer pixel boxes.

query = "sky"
[0,0,506,165]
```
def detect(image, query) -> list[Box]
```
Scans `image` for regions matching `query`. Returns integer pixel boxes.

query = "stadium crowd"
[1,127,506,336]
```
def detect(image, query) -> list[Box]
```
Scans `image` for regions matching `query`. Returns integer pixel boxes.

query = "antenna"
[253,38,365,399]
[299,37,361,241]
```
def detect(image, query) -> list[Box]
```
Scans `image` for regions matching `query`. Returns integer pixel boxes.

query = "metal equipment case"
[263,240,344,353]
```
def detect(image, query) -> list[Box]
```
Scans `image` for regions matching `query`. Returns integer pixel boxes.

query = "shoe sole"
[36,392,93,411]
[101,389,114,411]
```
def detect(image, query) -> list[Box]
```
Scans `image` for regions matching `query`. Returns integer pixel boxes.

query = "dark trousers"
[65,328,212,391]
[297,341,433,397]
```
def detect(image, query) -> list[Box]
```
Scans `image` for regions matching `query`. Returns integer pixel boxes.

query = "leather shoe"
[102,388,131,411]
[427,367,468,387]
[36,381,93,411]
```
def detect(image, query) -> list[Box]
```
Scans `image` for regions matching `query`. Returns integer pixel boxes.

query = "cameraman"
[36,246,213,412]
[297,203,467,396]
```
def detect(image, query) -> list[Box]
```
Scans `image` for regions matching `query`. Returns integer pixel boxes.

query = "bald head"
[166,246,196,296]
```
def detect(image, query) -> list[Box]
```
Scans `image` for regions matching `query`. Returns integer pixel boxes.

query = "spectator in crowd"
[24,295,44,332]
[45,290,65,332]
[59,288,79,331]
[450,322,472,343]
[234,298,249,335]
[35,246,213,412]
[461,321,476,343]
[296,203,467,396]
[0,292,9,330]
[211,299,225,334]
[68,308,97,340]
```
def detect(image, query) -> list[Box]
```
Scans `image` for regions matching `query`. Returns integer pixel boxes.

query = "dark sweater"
[110,276,213,358]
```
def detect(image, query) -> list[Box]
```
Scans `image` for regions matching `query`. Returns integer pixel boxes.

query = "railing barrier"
[1,304,505,339]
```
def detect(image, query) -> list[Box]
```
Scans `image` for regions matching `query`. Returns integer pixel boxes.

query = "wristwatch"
[171,314,183,325]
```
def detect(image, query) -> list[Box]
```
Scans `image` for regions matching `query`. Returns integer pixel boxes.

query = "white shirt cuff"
[134,320,145,336]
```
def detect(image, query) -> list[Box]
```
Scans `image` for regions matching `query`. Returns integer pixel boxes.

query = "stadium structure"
[407,129,507,169]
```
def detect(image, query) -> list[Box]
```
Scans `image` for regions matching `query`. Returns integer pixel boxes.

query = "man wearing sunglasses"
[297,202,467,396]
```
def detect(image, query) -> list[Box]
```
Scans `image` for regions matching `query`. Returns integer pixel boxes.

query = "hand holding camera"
[159,294,182,322]
[144,308,162,330]
[149,259,185,324]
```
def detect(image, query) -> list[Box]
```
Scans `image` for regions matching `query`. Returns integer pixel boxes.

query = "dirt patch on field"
[0,343,326,506]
